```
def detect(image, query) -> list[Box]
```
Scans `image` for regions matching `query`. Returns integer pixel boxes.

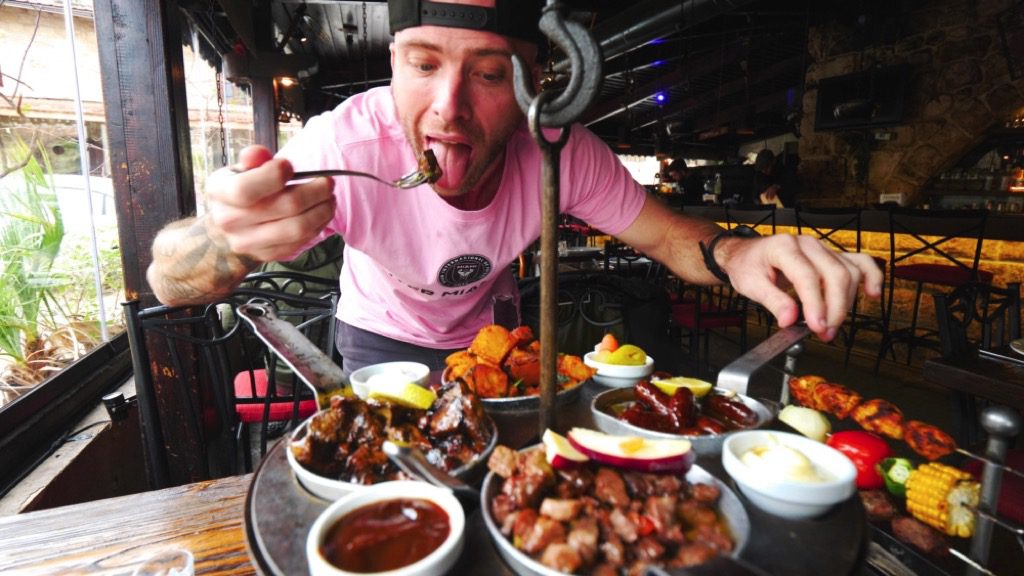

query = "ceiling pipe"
[554,0,758,73]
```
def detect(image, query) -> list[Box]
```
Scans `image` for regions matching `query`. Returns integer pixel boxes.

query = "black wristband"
[699,225,760,283]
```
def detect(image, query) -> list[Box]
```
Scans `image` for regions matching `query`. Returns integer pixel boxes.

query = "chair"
[517,273,676,369]
[795,206,888,367]
[725,203,777,235]
[602,239,650,278]
[933,282,1021,446]
[124,274,339,483]
[876,208,992,368]
[669,282,749,379]
[230,272,340,467]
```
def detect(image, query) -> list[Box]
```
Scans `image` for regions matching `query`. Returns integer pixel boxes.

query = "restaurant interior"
[1,0,1023,574]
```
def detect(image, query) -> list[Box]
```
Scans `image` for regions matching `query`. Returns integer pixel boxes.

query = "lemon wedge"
[366,374,437,409]
[651,376,713,398]
[606,344,647,366]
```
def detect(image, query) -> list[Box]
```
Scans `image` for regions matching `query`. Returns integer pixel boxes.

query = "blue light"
[655,92,666,103]
[651,60,664,67]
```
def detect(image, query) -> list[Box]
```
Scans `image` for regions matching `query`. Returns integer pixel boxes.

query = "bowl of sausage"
[590,374,776,456]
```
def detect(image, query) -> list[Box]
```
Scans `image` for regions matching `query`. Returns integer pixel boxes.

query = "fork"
[289,149,441,189]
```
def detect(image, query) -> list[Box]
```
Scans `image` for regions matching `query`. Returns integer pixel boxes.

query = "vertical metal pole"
[781,340,804,404]
[531,93,570,437]
[967,406,1021,575]
[515,1,603,438]
[538,145,558,435]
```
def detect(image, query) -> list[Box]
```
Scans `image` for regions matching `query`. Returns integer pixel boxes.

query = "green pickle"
[879,457,914,498]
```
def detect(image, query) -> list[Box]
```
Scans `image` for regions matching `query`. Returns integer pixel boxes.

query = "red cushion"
[894,263,993,286]
[233,369,318,423]
[963,449,1024,524]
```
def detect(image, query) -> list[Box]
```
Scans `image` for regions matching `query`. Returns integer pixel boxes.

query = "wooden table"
[0,474,254,575]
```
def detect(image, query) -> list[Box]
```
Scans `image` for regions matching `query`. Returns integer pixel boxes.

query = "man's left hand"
[716,234,884,341]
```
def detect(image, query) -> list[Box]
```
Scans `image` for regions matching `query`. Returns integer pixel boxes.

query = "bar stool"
[794,205,888,367]
[933,282,1020,447]
[876,207,992,368]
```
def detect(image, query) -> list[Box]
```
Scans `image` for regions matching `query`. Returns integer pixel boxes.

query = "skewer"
[955,448,1024,482]
[968,506,1024,536]
[947,548,996,576]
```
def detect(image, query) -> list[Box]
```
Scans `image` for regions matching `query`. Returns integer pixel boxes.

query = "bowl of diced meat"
[481,443,749,575]
[288,380,497,501]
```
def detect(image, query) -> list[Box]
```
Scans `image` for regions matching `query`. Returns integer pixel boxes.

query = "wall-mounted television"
[814,64,911,131]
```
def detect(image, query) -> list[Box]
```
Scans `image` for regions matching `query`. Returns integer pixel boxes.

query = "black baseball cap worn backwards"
[388,0,545,45]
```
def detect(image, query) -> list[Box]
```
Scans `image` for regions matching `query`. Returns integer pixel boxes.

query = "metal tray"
[590,386,778,455]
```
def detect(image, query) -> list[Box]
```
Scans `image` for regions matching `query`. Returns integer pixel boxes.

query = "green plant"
[0,138,67,398]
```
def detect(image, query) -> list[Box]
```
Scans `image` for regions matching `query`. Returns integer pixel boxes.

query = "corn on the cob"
[905,462,980,537]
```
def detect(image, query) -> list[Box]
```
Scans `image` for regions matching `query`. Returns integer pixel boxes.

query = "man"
[148,0,882,374]
[664,158,704,206]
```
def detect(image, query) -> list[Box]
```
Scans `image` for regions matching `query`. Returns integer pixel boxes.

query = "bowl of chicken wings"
[481,443,750,576]
[287,380,498,501]
[443,324,596,412]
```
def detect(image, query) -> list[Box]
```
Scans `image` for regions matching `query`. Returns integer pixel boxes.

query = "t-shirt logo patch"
[438,255,491,287]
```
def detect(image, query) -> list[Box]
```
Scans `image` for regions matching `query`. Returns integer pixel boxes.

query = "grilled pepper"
[880,457,914,498]
[905,462,980,538]
[826,430,892,489]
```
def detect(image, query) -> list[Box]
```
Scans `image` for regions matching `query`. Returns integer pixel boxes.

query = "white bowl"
[288,411,498,501]
[287,417,356,500]
[583,351,655,388]
[307,481,465,576]
[349,361,430,398]
[722,430,856,520]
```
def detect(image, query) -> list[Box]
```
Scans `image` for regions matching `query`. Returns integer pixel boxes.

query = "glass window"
[0,2,122,410]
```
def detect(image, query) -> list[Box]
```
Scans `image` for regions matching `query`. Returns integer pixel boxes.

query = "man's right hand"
[147,145,336,306]
[205,146,336,262]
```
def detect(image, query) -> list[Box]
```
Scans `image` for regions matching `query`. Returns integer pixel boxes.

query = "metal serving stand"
[243,327,873,576]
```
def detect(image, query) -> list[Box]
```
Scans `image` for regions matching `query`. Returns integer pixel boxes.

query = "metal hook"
[513,1,602,127]
[528,90,571,152]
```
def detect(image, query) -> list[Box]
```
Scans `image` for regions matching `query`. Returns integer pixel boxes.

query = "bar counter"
[678,206,1024,289]
[680,206,1024,242]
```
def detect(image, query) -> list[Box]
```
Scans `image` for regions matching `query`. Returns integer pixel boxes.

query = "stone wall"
[798,0,1024,206]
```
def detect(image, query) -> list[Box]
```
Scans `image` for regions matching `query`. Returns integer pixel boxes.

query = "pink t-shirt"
[278,87,647,348]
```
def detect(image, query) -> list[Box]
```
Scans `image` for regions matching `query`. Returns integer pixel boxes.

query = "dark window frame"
[0,333,132,498]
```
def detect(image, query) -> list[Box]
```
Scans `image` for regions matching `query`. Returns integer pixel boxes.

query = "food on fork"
[419,149,442,183]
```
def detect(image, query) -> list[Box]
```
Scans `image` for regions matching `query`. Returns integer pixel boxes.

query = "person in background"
[146,0,882,375]
[665,158,704,206]
[752,149,783,207]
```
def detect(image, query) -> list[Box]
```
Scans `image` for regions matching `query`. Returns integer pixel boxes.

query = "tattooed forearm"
[147,216,259,305]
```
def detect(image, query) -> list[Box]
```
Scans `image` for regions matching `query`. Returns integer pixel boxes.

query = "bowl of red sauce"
[306,480,465,576]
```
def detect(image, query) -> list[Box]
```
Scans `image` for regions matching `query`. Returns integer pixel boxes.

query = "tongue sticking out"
[430,142,472,189]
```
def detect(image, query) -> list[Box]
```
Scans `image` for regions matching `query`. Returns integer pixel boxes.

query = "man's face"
[389,2,536,198]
